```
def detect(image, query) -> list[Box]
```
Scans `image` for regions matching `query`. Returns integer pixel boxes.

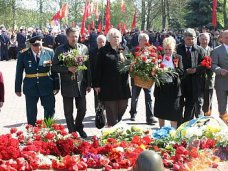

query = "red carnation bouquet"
[200,56,212,69]
[118,43,177,87]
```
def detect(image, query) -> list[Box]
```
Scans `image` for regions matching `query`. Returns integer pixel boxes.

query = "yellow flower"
[131,126,142,132]
[140,144,146,150]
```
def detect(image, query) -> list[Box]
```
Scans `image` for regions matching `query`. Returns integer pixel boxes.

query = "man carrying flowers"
[52,27,91,138]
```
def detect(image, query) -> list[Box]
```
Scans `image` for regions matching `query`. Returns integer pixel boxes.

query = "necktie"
[186,47,191,59]
[36,54,40,64]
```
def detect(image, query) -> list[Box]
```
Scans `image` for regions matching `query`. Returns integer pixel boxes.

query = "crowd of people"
[0,24,227,138]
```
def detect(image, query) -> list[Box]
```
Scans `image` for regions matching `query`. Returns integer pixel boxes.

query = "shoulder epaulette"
[20,48,29,53]
[43,47,52,51]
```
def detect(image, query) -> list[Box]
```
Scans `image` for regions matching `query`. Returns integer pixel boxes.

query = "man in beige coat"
[212,30,228,125]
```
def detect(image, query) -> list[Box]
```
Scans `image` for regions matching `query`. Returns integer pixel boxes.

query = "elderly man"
[52,27,91,138]
[176,28,205,124]
[196,33,214,117]
[89,34,106,110]
[15,35,60,126]
[129,33,157,124]
[212,30,228,125]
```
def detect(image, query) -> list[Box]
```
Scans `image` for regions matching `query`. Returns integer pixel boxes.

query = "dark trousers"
[63,96,86,133]
[104,99,128,126]
[130,85,153,120]
[25,94,55,126]
[195,89,213,117]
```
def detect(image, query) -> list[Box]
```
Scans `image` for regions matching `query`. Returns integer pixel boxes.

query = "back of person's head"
[133,150,165,171]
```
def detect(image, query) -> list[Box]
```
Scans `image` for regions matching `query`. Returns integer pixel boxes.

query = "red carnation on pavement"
[45,132,55,140]
[10,128,17,134]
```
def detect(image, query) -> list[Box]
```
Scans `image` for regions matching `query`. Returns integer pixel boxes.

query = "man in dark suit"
[43,30,55,49]
[54,30,67,50]
[15,35,60,126]
[89,34,106,111]
[0,71,4,112]
[17,28,27,51]
[0,28,10,61]
[197,33,214,116]
[176,28,205,124]
[52,27,91,138]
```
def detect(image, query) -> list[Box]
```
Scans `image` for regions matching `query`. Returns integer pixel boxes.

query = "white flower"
[185,127,203,139]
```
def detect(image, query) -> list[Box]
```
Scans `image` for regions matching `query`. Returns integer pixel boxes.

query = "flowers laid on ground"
[58,49,88,80]
[118,44,177,87]
[0,116,227,171]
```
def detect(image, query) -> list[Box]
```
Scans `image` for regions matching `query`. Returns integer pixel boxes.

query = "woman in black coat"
[154,36,184,128]
[94,28,131,127]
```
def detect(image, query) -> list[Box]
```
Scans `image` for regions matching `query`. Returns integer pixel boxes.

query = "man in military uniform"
[52,27,91,138]
[15,35,60,126]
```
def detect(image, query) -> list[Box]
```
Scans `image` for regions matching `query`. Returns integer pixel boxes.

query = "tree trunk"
[141,0,146,30]
[39,0,43,29]
[224,0,228,28]
[146,0,152,30]
[166,0,170,29]
[12,0,16,30]
[161,0,166,29]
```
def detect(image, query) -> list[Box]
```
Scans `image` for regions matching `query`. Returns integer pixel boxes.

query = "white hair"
[106,28,122,42]
[97,34,106,43]
[163,36,176,51]
[184,28,196,38]
[138,33,149,42]
[199,33,210,41]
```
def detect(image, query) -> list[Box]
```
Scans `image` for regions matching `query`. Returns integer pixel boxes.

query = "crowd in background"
[0,24,227,138]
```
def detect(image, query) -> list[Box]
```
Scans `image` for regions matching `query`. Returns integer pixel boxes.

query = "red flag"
[121,24,126,34]
[104,0,111,35]
[60,3,69,18]
[91,21,95,29]
[98,21,102,33]
[88,24,91,33]
[131,11,136,31]
[81,1,90,35]
[51,3,69,20]
[121,0,126,13]
[212,0,217,28]
[51,11,61,20]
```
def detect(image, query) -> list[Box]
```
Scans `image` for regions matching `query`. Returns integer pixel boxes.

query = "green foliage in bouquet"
[58,49,88,71]
[44,117,56,128]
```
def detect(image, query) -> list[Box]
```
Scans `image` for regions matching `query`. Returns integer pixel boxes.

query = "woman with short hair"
[154,36,184,128]
[94,28,131,127]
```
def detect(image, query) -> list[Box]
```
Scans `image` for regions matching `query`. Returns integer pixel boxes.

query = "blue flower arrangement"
[152,126,174,139]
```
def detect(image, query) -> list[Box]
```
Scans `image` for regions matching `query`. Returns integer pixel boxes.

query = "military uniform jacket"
[15,48,60,96]
[52,42,91,97]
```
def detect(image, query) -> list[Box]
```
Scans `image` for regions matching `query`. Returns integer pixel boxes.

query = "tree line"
[0,0,227,31]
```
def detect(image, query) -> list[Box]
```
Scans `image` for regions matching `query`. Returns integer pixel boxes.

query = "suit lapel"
[191,45,199,67]
[222,44,228,56]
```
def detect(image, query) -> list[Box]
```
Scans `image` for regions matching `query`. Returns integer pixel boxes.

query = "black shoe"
[130,115,135,121]
[78,130,87,139]
[146,117,157,125]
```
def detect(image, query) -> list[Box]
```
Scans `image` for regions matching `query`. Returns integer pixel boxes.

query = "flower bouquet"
[118,44,177,88]
[200,56,212,69]
[58,49,88,80]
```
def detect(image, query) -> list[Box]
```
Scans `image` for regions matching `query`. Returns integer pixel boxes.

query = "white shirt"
[185,45,192,52]
[32,50,40,62]
[162,54,174,69]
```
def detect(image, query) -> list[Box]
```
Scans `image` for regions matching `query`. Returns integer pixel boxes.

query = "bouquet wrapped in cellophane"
[58,49,88,80]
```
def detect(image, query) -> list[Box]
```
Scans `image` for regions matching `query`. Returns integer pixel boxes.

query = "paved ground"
[0,60,220,137]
